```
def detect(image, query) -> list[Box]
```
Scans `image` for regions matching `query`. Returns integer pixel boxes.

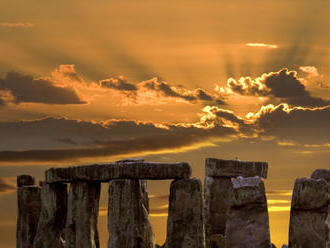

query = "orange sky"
[0,0,330,247]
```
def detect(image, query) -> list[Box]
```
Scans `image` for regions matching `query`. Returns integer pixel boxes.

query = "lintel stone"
[205,158,268,178]
[45,161,191,183]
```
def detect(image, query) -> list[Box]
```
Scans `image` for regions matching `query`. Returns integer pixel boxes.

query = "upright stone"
[16,175,41,248]
[225,176,271,248]
[288,178,329,248]
[33,182,67,248]
[204,176,232,248]
[165,178,205,248]
[65,181,101,248]
[108,179,155,248]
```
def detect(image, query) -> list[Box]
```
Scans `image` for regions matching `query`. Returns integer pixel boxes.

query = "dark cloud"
[264,69,329,106]
[253,104,330,144]
[141,78,226,105]
[0,177,16,194]
[0,72,85,105]
[225,69,330,107]
[100,77,137,91]
[0,116,237,162]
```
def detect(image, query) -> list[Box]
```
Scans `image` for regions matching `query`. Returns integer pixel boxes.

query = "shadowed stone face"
[205,158,268,178]
[45,162,191,183]
[108,179,154,248]
[225,176,271,248]
[289,178,330,248]
[33,182,67,248]
[65,181,101,248]
[204,177,232,247]
[17,183,41,248]
[165,178,205,248]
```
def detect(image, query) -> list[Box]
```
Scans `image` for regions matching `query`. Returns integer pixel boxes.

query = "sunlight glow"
[246,43,278,49]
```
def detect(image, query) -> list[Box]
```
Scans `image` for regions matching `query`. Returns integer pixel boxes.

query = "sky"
[0,0,329,247]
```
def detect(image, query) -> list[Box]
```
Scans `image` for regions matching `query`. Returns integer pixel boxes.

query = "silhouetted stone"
[289,178,329,248]
[65,181,101,248]
[17,185,41,248]
[225,176,271,248]
[17,175,35,187]
[46,162,191,183]
[311,169,330,183]
[165,178,205,248]
[204,176,232,247]
[108,179,155,248]
[205,158,268,178]
[33,182,67,248]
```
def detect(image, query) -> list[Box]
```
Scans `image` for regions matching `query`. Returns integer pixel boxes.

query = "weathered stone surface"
[108,179,155,248]
[33,182,67,248]
[65,181,101,248]
[205,158,268,178]
[17,185,41,248]
[291,178,329,210]
[289,177,329,248]
[17,175,35,187]
[225,176,271,248]
[165,178,205,248]
[208,234,225,248]
[204,176,232,248]
[311,169,330,183]
[46,162,191,183]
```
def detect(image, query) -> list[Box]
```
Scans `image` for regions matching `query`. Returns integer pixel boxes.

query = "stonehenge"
[16,158,329,248]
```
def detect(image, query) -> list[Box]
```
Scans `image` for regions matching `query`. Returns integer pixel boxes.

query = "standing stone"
[288,178,329,248]
[225,176,271,248]
[108,179,155,248]
[33,182,67,248]
[204,176,232,248]
[165,178,205,248]
[65,181,101,248]
[16,175,41,248]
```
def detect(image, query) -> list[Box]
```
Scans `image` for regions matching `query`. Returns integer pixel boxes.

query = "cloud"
[0,22,34,28]
[299,66,320,78]
[0,111,238,162]
[221,68,330,107]
[0,177,16,195]
[100,76,137,91]
[0,72,86,105]
[249,103,330,144]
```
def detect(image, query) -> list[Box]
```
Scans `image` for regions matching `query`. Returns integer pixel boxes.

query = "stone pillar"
[225,176,271,248]
[16,175,41,248]
[65,181,101,248]
[165,178,205,248]
[204,158,268,248]
[288,178,329,248]
[108,179,155,248]
[311,169,330,248]
[33,182,67,248]
[204,176,231,248]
